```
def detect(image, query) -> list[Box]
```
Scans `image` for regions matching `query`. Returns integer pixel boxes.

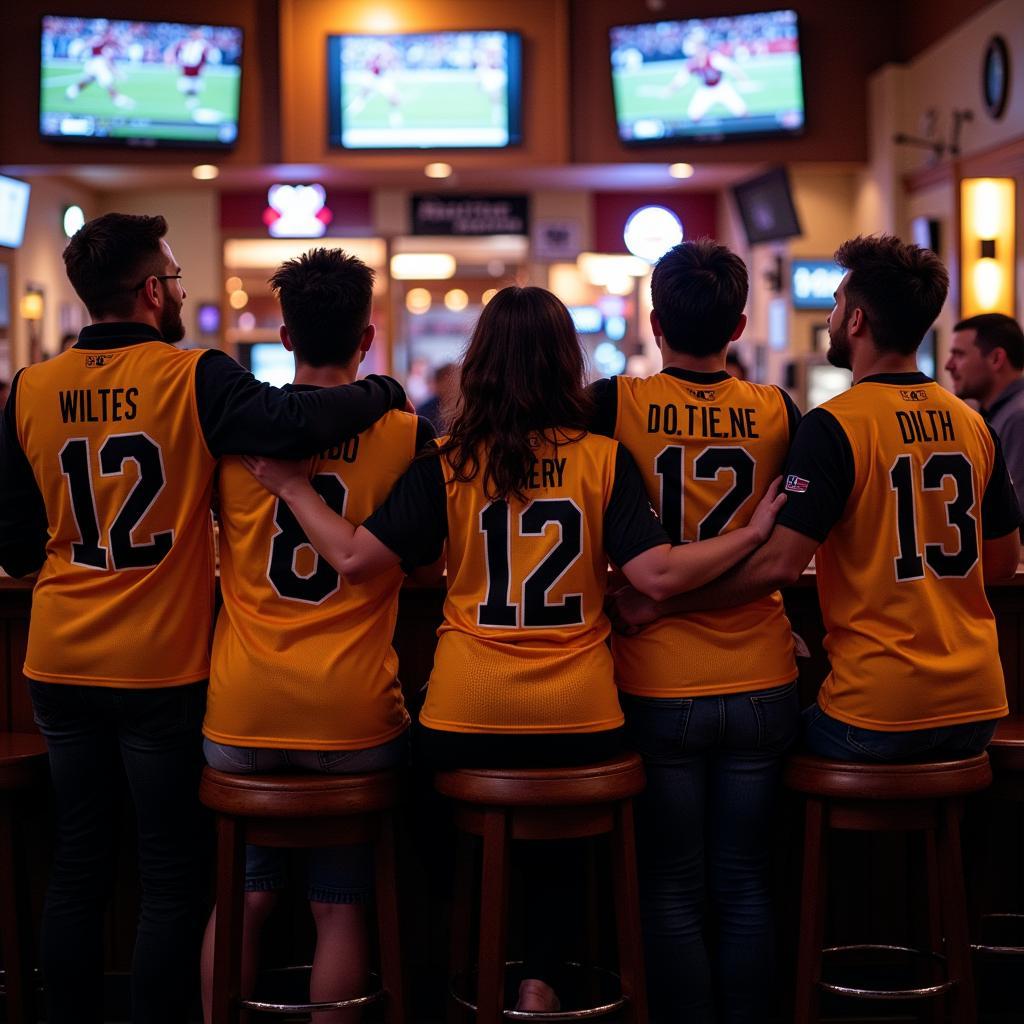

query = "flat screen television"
[327,31,522,149]
[791,259,844,310]
[609,9,804,144]
[731,166,801,244]
[40,16,243,147]
[0,177,31,249]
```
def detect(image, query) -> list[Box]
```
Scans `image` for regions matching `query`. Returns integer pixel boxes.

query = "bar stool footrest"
[240,966,384,1014]
[819,944,953,1000]
[972,912,1024,956]
[450,961,626,1020]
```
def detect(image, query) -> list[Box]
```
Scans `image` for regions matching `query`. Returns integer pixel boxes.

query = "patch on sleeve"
[785,474,810,494]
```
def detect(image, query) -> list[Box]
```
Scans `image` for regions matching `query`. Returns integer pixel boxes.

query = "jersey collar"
[858,371,933,386]
[75,322,167,350]
[661,367,732,384]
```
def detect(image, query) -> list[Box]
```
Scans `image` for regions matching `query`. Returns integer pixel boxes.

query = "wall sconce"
[20,288,44,364]
[960,177,1015,317]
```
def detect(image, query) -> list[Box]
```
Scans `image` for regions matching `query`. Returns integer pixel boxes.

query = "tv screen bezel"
[731,166,802,245]
[608,8,806,147]
[38,14,245,150]
[326,29,524,152]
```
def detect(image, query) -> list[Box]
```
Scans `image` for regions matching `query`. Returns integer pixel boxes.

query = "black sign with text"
[411,194,529,236]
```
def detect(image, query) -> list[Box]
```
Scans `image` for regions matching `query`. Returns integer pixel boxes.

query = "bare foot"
[515,978,560,1013]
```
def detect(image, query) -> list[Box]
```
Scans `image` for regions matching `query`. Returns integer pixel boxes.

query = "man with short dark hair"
[0,214,408,1024]
[945,312,1024,507]
[619,235,1021,767]
[199,247,434,1020]
[589,237,801,1023]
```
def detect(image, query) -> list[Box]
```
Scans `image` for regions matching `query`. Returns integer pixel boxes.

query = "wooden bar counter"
[1,572,1022,1016]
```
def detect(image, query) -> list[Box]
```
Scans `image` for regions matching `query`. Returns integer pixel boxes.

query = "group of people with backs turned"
[0,211,1017,1024]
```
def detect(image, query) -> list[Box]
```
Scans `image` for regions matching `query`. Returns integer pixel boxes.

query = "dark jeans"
[621,682,800,1024]
[802,704,998,762]
[28,679,208,1024]
[417,724,624,989]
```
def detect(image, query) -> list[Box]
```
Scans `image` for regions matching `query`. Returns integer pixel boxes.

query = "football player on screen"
[168,27,218,111]
[65,20,135,109]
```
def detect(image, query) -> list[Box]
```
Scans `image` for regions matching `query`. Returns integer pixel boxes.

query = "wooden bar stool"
[200,767,406,1024]
[973,718,1024,956]
[435,753,647,1024]
[785,752,992,1024]
[0,733,49,1024]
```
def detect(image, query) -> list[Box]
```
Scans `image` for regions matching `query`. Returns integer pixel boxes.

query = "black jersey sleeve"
[362,451,448,568]
[604,444,670,568]
[195,351,408,458]
[775,386,803,442]
[415,415,437,453]
[587,377,619,439]
[981,424,1024,539]
[774,408,855,543]
[0,372,49,578]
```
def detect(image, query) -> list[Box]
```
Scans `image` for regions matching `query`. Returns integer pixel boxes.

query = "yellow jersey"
[204,405,427,749]
[14,336,215,686]
[594,369,798,696]
[776,372,1019,731]
[363,432,668,734]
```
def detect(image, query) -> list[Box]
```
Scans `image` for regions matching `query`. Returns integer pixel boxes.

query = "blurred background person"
[416,361,459,434]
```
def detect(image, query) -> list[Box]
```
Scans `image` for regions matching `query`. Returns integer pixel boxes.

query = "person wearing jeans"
[621,683,799,1022]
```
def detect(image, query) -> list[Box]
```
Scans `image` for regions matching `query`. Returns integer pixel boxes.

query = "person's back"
[425,429,628,736]
[807,375,1006,729]
[610,370,797,696]
[15,337,215,685]
[208,408,419,747]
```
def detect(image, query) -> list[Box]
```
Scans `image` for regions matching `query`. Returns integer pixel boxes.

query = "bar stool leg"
[447,832,475,1024]
[0,794,35,1024]
[375,812,406,1024]
[476,809,510,1024]
[212,813,246,1024]
[611,799,648,1024]
[794,797,827,1024]
[922,829,945,1024]
[935,800,977,1024]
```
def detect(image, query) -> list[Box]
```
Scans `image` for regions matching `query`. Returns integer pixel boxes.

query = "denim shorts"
[203,732,407,904]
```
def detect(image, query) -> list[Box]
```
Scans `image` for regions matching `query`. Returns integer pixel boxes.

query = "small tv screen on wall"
[40,15,243,147]
[609,9,804,144]
[327,31,523,149]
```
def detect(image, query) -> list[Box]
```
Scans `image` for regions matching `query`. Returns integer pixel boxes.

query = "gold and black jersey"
[204,406,424,750]
[364,431,667,734]
[599,369,798,696]
[14,339,216,687]
[776,372,1021,731]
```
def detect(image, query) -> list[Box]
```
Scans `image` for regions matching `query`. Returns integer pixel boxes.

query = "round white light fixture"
[192,164,220,181]
[623,205,684,263]
[669,163,695,179]
[62,204,86,238]
[444,288,469,312]
[425,162,453,179]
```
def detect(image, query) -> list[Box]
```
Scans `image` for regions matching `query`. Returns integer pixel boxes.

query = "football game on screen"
[610,9,805,143]
[40,16,243,146]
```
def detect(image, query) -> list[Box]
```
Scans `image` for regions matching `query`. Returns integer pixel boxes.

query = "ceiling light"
[425,162,453,179]
[229,289,249,310]
[669,163,695,179]
[225,276,243,293]
[390,253,457,280]
[192,164,220,181]
[444,288,469,312]
[405,288,432,315]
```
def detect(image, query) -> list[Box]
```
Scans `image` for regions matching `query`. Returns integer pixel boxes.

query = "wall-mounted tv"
[0,176,31,249]
[327,31,522,149]
[610,9,804,144]
[791,259,843,310]
[731,166,801,244]
[40,16,243,147]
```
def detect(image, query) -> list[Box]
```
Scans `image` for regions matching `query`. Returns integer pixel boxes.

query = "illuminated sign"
[623,205,683,263]
[263,184,333,238]
[791,260,844,310]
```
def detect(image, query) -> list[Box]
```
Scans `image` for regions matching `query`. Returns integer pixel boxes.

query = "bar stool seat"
[988,717,1024,773]
[200,767,406,1024]
[0,733,49,1024]
[785,751,991,1024]
[435,753,647,1024]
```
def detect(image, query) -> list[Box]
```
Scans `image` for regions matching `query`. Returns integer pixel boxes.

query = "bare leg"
[309,901,369,1024]
[201,890,279,1024]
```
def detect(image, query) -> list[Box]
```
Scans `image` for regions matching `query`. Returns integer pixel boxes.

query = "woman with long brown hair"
[244,285,783,1012]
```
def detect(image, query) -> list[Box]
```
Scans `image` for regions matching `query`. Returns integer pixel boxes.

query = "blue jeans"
[802,705,998,762]
[621,682,800,1024]
[28,679,208,1024]
[203,733,407,903]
